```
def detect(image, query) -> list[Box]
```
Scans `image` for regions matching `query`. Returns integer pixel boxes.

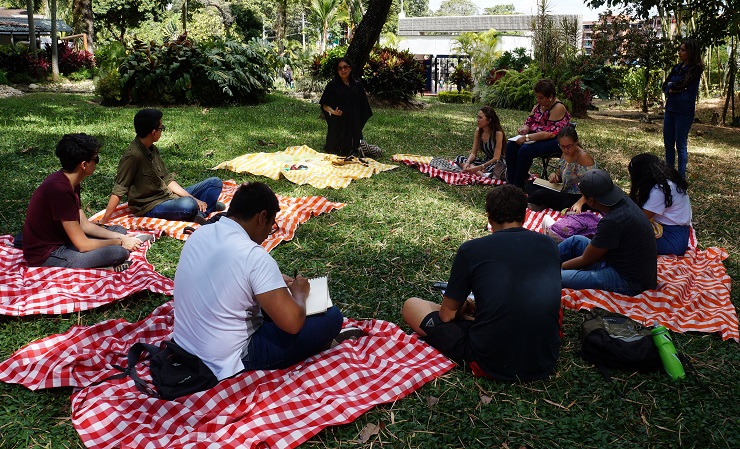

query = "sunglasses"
[269,222,280,235]
[338,65,351,71]
[91,154,100,164]
[156,125,167,132]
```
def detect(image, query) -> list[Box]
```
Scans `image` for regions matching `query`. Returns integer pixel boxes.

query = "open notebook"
[306,276,333,315]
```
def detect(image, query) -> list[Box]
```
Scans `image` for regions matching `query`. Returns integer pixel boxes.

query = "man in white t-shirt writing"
[173,182,356,380]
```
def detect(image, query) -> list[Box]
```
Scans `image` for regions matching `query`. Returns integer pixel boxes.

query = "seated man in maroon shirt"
[21,133,143,271]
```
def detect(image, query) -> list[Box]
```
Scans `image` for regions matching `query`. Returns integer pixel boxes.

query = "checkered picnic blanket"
[525,209,737,341]
[89,180,346,251]
[0,232,173,316]
[391,154,506,186]
[213,146,397,189]
[0,301,455,448]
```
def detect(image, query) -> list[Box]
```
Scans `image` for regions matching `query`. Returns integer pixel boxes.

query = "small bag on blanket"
[578,308,662,381]
[102,341,218,400]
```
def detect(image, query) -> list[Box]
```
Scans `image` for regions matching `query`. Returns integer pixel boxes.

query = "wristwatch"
[525,134,530,142]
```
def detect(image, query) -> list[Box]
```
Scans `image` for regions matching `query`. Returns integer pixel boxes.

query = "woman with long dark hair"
[454,106,506,176]
[628,153,692,256]
[662,38,704,178]
[319,57,373,157]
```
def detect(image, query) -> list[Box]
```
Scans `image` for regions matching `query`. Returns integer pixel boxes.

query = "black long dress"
[319,78,373,156]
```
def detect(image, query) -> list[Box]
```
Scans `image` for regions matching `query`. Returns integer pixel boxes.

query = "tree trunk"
[345,0,393,78]
[72,0,95,52]
[275,0,287,53]
[26,0,37,57]
[51,0,59,81]
[722,37,736,125]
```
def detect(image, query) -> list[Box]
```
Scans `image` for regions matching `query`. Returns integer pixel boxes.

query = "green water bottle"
[651,324,685,380]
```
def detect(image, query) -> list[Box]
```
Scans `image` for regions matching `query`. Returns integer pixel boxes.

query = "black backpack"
[578,308,662,381]
[102,341,219,400]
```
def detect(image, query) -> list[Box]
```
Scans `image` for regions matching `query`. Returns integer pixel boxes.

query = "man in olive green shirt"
[100,109,223,224]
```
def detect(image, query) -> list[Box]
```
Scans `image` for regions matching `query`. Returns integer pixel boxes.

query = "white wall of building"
[381,33,533,57]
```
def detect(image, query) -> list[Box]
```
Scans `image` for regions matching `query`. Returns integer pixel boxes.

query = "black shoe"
[330,327,364,348]
[193,215,207,225]
[213,201,226,212]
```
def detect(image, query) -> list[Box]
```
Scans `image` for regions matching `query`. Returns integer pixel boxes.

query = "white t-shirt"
[642,181,692,226]
[173,217,287,380]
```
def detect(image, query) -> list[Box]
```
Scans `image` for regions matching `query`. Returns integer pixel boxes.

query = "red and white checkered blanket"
[525,210,737,341]
[391,154,506,186]
[0,301,455,448]
[0,232,173,316]
[89,180,346,252]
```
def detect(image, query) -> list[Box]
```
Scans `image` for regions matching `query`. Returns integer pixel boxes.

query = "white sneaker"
[541,215,556,235]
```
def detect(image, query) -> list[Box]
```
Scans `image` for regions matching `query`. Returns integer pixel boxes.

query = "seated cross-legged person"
[525,125,596,213]
[22,133,142,271]
[173,182,360,380]
[402,185,562,381]
[559,169,657,296]
[628,153,692,256]
[99,108,224,225]
[506,79,571,188]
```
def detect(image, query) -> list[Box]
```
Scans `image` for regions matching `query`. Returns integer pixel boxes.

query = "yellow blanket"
[213,145,397,189]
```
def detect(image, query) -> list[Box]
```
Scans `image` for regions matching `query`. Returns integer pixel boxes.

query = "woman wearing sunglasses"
[319,57,374,157]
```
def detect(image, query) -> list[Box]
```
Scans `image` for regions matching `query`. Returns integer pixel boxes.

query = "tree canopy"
[435,0,479,16]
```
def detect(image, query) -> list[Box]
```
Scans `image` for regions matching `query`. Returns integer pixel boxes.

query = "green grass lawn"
[0,92,738,448]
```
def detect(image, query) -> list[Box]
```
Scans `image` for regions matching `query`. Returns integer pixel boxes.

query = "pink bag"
[548,212,601,241]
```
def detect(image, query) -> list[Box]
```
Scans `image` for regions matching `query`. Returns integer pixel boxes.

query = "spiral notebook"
[306,276,333,315]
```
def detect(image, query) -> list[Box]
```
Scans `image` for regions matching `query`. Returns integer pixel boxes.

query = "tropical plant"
[311,0,343,53]
[363,46,425,102]
[452,30,501,83]
[492,47,532,72]
[477,65,542,110]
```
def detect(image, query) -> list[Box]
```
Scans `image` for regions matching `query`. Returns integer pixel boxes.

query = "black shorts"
[419,311,473,367]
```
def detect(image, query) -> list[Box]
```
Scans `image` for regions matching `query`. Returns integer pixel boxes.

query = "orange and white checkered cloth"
[392,154,506,186]
[0,232,173,316]
[213,146,397,189]
[525,209,737,341]
[89,180,346,251]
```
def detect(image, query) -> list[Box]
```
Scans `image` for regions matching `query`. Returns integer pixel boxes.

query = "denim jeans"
[145,177,223,221]
[559,235,640,296]
[242,306,343,370]
[505,138,560,188]
[657,224,690,256]
[41,225,129,269]
[663,110,694,178]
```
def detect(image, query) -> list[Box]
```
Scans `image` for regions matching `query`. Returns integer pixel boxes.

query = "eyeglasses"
[156,125,167,132]
[559,143,577,151]
[91,154,100,164]
[337,65,351,71]
[269,222,280,235]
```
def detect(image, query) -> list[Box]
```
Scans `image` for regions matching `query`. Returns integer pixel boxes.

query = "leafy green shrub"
[438,90,472,103]
[95,69,123,104]
[492,48,532,72]
[477,66,542,110]
[622,67,663,108]
[309,46,348,81]
[363,46,424,102]
[0,69,8,84]
[192,37,273,105]
[68,68,93,81]
[94,40,126,77]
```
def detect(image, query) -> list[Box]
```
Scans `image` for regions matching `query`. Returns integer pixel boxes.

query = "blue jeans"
[145,177,223,221]
[505,138,560,188]
[42,225,130,269]
[559,235,641,296]
[657,224,690,256]
[663,110,693,178]
[242,306,343,370]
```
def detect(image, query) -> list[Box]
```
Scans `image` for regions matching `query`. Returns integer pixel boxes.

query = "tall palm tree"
[311,0,341,53]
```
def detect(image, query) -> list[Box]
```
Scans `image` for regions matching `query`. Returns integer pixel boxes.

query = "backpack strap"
[91,342,164,397]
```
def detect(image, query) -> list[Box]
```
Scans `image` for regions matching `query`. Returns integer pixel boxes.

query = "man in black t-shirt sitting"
[402,185,562,381]
[559,169,657,296]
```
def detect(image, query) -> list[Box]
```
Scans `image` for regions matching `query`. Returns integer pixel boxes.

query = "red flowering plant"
[363,46,424,102]
[559,77,593,118]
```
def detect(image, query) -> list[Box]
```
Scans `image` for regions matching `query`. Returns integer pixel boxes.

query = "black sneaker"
[330,327,364,348]
[213,201,227,212]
